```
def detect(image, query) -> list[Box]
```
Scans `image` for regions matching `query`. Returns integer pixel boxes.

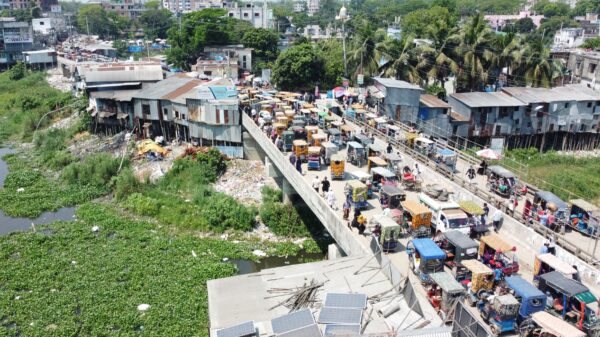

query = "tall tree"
[347,19,385,78]
[271,43,328,91]
[451,14,493,92]
[139,8,173,39]
[378,35,422,84]
[489,31,521,85]
[241,28,280,62]
[513,36,563,88]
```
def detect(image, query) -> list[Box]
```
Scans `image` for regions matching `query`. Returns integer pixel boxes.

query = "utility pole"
[85,15,90,35]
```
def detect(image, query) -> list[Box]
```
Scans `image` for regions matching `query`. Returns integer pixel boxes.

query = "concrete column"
[327,243,344,260]
[282,179,297,204]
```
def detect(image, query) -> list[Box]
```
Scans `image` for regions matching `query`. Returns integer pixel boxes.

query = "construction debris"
[215,159,278,207]
[268,279,324,311]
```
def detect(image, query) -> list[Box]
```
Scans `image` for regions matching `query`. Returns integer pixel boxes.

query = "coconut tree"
[489,31,522,86]
[378,35,422,84]
[514,36,563,88]
[347,19,386,78]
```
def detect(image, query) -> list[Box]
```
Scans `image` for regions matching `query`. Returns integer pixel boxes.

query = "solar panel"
[324,293,367,309]
[271,309,315,334]
[216,321,256,337]
[323,324,361,336]
[278,324,322,337]
[318,307,363,325]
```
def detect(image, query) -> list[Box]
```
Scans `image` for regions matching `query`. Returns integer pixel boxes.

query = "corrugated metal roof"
[162,79,203,101]
[79,64,163,83]
[450,92,526,108]
[449,111,469,122]
[502,86,599,103]
[420,94,451,108]
[134,76,198,100]
[90,89,140,101]
[395,327,452,337]
[374,77,422,90]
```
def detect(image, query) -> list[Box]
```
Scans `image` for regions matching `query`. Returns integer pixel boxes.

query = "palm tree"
[489,31,522,86]
[378,35,422,84]
[421,14,460,86]
[450,14,494,92]
[347,19,386,78]
[513,36,563,88]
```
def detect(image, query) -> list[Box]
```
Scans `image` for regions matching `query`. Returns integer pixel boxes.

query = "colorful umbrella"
[476,148,502,160]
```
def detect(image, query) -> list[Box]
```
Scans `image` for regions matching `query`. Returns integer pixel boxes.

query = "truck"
[419,193,470,235]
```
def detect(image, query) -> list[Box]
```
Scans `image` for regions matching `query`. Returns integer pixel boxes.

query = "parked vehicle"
[350,170,373,197]
[305,126,319,143]
[387,125,401,138]
[292,140,308,162]
[307,146,321,170]
[479,233,520,276]
[367,156,388,173]
[380,185,405,209]
[419,193,470,235]
[347,141,366,167]
[312,133,326,147]
[415,137,434,156]
[366,143,386,158]
[290,126,306,140]
[533,191,568,220]
[428,271,466,320]
[327,128,342,146]
[400,200,432,237]
[345,180,368,210]
[340,125,354,144]
[440,230,479,281]
[505,276,546,323]
[407,238,446,283]
[354,133,373,147]
[479,294,520,335]
[320,142,338,165]
[461,259,495,307]
[330,155,345,180]
[371,215,401,252]
[486,166,518,198]
[537,271,600,336]
[435,148,457,172]
[533,253,577,285]
[401,166,422,191]
[519,311,586,337]
[276,116,289,127]
[371,167,398,191]
[282,131,295,151]
[458,200,488,238]
[567,199,600,236]
[273,122,287,136]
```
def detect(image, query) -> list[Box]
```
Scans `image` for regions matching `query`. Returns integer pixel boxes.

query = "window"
[175,111,180,119]
[243,13,248,17]
[39,21,44,25]
[590,63,597,74]
[580,124,587,131]
[204,71,212,75]
[514,106,519,112]
[229,13,234,17]
[564,103,569,109]
[181,114,186,120]
[242,55,247,61]
[163,108,168,116]
[215,109,221,123]
[224,109,229,123]
[254,13,260,17]
[142,104,151,117]
[588,102,593,108]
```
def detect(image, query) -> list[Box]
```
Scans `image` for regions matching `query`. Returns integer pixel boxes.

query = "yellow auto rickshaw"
[273,122,287,136]
[305,126,319,142]
[367,156,388,173]
[293,140,308,161]
[461,259,494,306]
[285,110,296,122]
[406,131,419,148]
[345,180,368,209]
[400,200,432,238]
[276,116,289,127]
[312,133,326,147]
[340,125,354,144]
[330,154,345,180]
[479,233,519,276]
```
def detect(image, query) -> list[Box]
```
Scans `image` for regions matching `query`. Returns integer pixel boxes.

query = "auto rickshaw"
[340,125,354,144]
[461,259,495,307]
[276,116,289,127]
[427,271,466,320]
[415,137,435,156]
[405,131,418,148]
[374,117,388,133]
[458,200,488,238]
[400,166,422,191]
[292,140,308,162]
[324,115,336,129]
[567,199,600,236]
[486,165,518,198]
[317,111,329,128]
[407,238,446,283]
[366,143,386,158]
[505,276,546,323]
[387,125,401,138]
[321,142,338,165]
[371,215,401,252]
[307,146,321,170]
[519,311,587,337]
[479,233,519,276]
[300,108,311,119]
[290,126,306,140]
[371,167,398,191]
[400,200,432,238]
[305,126,319,143]
[380,185,405,209]
[533,191,568,221]
[282,131,294,151]
[330,155,345,180]
[354,133,373,147]
[327,128,342,147]
[533,253,577,285]
[479,294,520,335]
[284,110,296,122]
[345,180,368,210]
[273,122,287,136]
[382,152,402,176]
[435,148,457,173]
[312,133,326,147]
[347,141,366,167]
[292,116,306,128]
[440,230,479,281]
[537,271,600,336]
[351,171,373,197]
[367,156,388,173]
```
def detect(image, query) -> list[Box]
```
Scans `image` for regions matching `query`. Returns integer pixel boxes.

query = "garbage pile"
[215,159,277,207]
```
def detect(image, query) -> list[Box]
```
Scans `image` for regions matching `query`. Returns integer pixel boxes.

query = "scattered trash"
[192,250,197,258]
[91,226,100,233]
[16,187,24,192]
[215,159,277,207]
[222,257,229,262]
[71,260,77,265]
[253,249,266,257]
[137,304,150,312]
[14,296,21,300]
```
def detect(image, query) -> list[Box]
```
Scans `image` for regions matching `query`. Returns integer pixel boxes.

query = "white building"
[227,1,273,29]
[292,1,304,12]
[162,0,191,12]
[306,0,318,16]
[32,17,65,35]
[554,28,585,49]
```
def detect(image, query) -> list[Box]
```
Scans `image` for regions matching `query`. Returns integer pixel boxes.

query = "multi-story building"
[0,19,35,68]
[306,0,318,16]
[162,0,191,12]
[567,50,600,89]
[90,0,147,20]
[227,1,273,29]
[292,1,303,13]
[372,77,423,123]
[553,28,585,49]
[195,45,253,79]
[484,11,544,31]
[32,17,66,35]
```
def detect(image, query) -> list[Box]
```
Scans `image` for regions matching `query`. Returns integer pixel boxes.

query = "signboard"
[4,37,33,43]
[357,74,364,85]
[490,137,505,155]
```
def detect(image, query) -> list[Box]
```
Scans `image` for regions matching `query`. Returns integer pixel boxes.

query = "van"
[418,193,470,235]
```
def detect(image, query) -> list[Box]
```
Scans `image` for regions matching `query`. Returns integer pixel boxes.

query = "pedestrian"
[386,143,392,154]
[467,165,476,183]
[573,265,581,282]
[321,176,330,196]
[251,109,257,121]
[327,189,337,209]
[482,203,490,223]
[414,162,421,176]
[289,152,297,166]
[343,198,351,220]
[492,209,503,232]
[312,176,320,193]
[295,156,302,174]
[508,196,516,216]
[539,240,550,254]
[548,236,556,255]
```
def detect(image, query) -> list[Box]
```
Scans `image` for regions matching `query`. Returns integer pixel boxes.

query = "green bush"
[2,169,43,189]
[113,167,144,201]
[260,201,308,237]
[194,191,256,231]
[122,192,161,216]
[8,61,26,80]
[261,186,282,203]
[33,128,68,153]
[47,150,77,170]
[196,148,227,177]
[61,153,124,188]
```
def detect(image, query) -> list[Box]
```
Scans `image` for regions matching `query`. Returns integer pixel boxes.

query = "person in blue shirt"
[539,240,550,254]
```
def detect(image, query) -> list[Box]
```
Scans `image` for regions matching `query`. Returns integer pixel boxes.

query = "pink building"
[484,11,544,30]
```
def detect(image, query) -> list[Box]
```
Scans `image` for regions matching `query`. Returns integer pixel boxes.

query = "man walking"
[327,189,337,209]
[312,176,320,193]
[492,209,503,232]
[467,165,476,184]
[321,176,330,197]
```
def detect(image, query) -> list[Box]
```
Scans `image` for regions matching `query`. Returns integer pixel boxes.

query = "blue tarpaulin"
[418,107,429,120]
[412,238,446,260]
[127,45,144,53]
[436,148,455,157]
